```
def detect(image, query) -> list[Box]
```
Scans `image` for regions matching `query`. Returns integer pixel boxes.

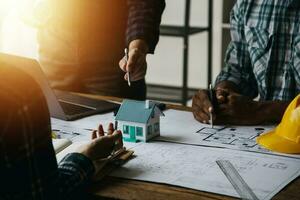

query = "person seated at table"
[192,0,300,125]
[0,63,123,199]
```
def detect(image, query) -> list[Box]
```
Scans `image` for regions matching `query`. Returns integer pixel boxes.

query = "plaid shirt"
[0,65,95,200]
[216,0,300,101]
[127,0,166,53]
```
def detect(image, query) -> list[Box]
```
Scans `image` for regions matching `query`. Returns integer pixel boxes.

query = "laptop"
[0,53,119,121]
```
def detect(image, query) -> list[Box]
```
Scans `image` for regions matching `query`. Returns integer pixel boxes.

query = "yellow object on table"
[257,94,300,154]
[51,131,58,139]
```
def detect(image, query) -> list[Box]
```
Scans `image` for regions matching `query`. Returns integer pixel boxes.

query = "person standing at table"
[37,0,165,100]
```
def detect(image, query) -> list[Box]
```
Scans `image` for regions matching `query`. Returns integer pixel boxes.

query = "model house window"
[148,125,152,135]
[154,123,159,132]
[136,127,143,136]
[123,125,129,135]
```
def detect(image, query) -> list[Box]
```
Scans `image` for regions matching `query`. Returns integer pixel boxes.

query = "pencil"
[124,48,131,87]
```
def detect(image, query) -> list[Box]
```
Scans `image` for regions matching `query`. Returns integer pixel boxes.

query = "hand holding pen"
[192,82,242,125]
[192,85,217,126]
[119,40,148,85]
[124,48,131,86]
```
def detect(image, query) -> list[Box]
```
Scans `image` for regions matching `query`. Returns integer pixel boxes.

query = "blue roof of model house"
[115,99,162,123]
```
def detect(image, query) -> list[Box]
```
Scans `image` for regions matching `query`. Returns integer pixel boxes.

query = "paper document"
[52,112,140,163]
[157,110,300,158]
[56,141,89,163]
[51,110,300,198]
[51,112,115,132]
[52,139,72,154]
[51,112,116,142]
[110,142,300,200]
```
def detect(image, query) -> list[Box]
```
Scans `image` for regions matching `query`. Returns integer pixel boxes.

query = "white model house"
[115,99,164,142]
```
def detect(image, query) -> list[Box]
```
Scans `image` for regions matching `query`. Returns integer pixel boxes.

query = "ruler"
[216,160,259,200]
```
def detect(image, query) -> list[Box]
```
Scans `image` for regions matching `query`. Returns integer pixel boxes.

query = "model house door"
[129,126,136,141]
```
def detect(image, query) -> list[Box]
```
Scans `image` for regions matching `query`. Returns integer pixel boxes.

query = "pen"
[124,48,131,87]
[209,84,214,128]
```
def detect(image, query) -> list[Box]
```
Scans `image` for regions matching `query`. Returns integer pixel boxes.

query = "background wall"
[147,0,224,90]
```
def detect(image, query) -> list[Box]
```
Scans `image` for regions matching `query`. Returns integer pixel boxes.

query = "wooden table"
[78,93,300,200]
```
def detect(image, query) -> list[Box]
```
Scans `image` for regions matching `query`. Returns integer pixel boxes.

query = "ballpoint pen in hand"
[124,48,131,87]
[209,84,214,128]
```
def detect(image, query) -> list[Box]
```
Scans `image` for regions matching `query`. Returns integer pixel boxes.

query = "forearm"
[41,153,95,199]
[255,100,290,124]
[129,39,149,54]
[126,0,165,53]
[214,81,289,125]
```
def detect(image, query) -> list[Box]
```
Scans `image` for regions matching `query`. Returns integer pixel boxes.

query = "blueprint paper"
[51,124,92,141]
[52,139,72,154]
[55,140,140,163]
[156,110,300,158]
[51,112,115,131]
[56,141,88,163]
[52,109,300,158]
[51,110,300,198]
[51,113,140,150]
[52,112,140,163]
[51,112,115,141]
[110,142,300,200]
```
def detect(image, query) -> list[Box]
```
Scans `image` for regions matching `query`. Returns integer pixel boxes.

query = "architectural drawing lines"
[196,126,267,150]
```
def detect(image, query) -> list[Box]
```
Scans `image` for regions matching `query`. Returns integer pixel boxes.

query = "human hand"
[214,91,261,125]
[192,88,261,125]
[192,89,215,124]
[214,81,240,103]
[192,80,247,124]
[193,80,288,125]
[119,39,148,82]
[78,123,123,174]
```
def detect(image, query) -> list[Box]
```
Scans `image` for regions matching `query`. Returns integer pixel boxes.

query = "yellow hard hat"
[257,94,300,154]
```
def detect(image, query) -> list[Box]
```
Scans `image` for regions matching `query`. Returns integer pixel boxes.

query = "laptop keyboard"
[59,101,93,116]
[54,90,119,120]
[55,90,102,108]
